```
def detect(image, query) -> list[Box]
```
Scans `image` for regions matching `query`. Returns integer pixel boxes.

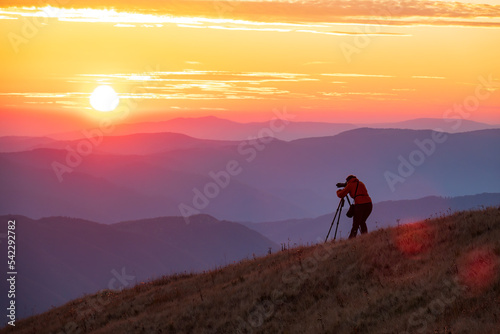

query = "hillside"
[4,207,499,333]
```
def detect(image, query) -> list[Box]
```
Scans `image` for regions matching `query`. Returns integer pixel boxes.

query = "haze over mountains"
[0,125,499,222]
[1,117,497,148]
[243,193,500,246]
[63,116,500,141]
[1,116,499,325]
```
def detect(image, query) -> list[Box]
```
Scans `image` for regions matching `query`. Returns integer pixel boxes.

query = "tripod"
[325,196,352,242]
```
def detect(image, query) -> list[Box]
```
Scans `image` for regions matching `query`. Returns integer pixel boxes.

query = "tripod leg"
[333,198,344,241]
[325,199,343,242]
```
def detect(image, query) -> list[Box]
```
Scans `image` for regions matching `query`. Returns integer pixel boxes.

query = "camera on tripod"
[336,182,347,188]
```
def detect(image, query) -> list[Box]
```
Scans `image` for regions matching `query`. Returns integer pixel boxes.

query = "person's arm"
[336,183,351,198]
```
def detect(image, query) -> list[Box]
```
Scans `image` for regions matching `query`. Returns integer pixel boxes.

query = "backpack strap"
[352,180,359,199]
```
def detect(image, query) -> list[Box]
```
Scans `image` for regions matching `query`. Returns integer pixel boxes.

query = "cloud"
[0,6,412,38]
[412,76,446,80]
[1,70,320,110]
[78,71,317,101]
[317,90,401,101]
[1,1,499,27]
[322,73,395,78]
[3,69,410,110]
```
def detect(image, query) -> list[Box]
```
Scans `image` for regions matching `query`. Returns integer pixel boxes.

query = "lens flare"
[458,247,498,294]
[394,222,435,257]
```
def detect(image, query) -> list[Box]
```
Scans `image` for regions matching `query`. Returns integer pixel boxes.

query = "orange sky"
[1,0,499,136]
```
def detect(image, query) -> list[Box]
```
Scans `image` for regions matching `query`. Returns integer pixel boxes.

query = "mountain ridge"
[38,116,499,142]
[0,214,278,321]
[1,128,499,222]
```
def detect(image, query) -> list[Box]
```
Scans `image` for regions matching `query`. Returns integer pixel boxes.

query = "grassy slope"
[3,208,499,334]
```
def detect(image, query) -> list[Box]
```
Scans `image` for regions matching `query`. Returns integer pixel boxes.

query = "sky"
[1,0,499,136]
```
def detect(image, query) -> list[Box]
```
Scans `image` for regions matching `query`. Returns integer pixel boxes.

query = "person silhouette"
[336,175,372,239]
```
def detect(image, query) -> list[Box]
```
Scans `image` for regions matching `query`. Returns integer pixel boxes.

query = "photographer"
[336,175,372,239]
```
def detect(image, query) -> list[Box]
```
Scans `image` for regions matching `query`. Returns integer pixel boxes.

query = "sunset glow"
[1,2,500,327]
[1,0,499,136]
[89,85,120,112]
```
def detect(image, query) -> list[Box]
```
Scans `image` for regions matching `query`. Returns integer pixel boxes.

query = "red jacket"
[336,177,372,204]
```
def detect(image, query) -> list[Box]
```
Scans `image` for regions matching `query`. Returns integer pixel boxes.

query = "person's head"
[346,175,357,182]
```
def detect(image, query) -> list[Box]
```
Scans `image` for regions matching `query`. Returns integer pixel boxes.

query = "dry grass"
[3,207,499,334]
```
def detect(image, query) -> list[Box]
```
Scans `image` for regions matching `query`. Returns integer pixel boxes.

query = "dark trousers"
[349,202,372,239]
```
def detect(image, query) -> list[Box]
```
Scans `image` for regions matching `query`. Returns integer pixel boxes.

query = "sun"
[90,85,119,112]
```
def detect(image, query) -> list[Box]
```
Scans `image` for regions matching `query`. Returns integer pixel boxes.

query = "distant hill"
[0,147,306,223]
[363,117,499,133]
[0,214,277,321]
[1,128,499,222]
[5,207,499,333]
[0,136,56,153]
[45,116,499,142]
[0,154,179,222]
[241,193,500,245]
[48,116,357,141]
[0,132,235,155]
